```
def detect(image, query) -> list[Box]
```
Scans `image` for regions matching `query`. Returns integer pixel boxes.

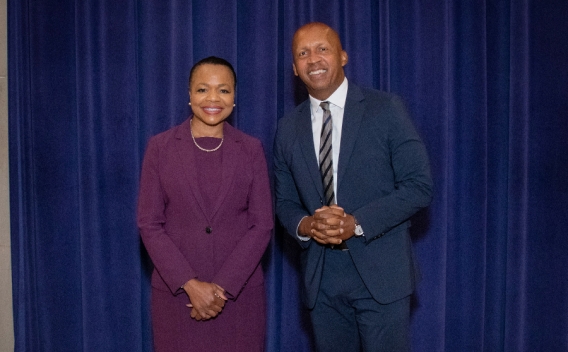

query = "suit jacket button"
[206,226,212,234]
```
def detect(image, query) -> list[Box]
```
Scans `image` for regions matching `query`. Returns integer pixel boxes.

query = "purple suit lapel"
[174,119,240,222]
[209,123,239,219]
[174,119,212,222]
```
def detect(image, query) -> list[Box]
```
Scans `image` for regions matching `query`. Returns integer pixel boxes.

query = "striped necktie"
[319,101,336,206]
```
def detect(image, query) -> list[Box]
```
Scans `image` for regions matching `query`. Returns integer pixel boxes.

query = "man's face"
[292,24,348,101]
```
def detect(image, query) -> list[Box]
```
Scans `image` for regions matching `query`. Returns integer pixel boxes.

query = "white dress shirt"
[297,78,349,240]
[309,77,348,202]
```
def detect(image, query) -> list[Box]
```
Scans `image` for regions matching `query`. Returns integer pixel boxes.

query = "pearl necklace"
[190,119,224,152]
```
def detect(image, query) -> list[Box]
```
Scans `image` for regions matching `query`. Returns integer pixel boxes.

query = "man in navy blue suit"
[274,22,433,351]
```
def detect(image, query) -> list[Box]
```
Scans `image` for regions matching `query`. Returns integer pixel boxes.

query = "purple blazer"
[137,119,273,298]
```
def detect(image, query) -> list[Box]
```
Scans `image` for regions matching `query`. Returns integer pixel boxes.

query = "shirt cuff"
[296,216,311,241]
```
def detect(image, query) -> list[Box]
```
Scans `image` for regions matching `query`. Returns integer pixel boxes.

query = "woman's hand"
[183,279,227,321]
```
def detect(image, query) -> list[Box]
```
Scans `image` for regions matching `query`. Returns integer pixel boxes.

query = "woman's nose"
[206,91,219,101]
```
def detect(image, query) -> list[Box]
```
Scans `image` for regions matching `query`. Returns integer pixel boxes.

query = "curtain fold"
[8,0,568,351]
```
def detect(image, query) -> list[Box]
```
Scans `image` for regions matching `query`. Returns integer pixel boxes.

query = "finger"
[321,218,343,226]
[313,229,341,241]
[329,204,345,213]
[317,206,344,215]
[193,307,209,321]
[313,236,342,245]
[314,220,342,230]
[314,206,330,212]
[313,213,344,223]
[312,221,327,230]
[313,223,342,237]
[310,229,328,240]
[200,309,211,318]
[314,219,341,232]
[214,290,228,301]
[205,300,222,312]
[312,230,341,243]
[205,309,218,318]
[208,293,224,308]
[314,210,337,217]
[312,236,329,245]
[321,229,343,237]
[186,303,193,308]
[214,296,226,308]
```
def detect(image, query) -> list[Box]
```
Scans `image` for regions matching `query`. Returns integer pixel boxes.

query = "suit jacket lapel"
[209,123,239,219]
[297,102,324,200]
[337,85,366,191]
[175,119,211,222]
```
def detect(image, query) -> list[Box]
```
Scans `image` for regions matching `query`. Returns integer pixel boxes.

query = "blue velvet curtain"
[8,0,568,351]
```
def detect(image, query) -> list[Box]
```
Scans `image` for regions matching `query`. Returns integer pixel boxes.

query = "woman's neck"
[190,119,224,138]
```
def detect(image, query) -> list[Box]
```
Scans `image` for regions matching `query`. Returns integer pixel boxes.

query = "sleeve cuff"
[296,216,311,241]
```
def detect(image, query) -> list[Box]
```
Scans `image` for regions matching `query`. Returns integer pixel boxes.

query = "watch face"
[355,225,364,237]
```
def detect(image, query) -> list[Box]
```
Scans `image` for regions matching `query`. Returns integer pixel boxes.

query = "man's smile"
[309,69,327,76]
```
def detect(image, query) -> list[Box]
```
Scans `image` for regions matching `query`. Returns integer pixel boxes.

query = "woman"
[137,56,272,351]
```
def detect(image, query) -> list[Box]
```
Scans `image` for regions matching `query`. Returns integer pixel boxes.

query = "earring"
[233,104,236,107]
[188,102,191,106]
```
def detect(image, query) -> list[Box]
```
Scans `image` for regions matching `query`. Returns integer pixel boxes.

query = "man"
[274,22,433,351]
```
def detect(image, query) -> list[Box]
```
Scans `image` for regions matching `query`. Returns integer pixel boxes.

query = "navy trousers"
[309,248,411,352]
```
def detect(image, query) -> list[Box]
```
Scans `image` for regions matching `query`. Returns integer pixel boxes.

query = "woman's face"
[189,63,235,128]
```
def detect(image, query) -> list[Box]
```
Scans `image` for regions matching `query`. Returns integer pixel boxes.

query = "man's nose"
[307,52,320,64]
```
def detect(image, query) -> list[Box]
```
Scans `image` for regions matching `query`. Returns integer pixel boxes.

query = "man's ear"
[293,63,299,76]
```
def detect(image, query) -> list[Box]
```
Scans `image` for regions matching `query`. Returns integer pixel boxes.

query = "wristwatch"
[353,217,364,237]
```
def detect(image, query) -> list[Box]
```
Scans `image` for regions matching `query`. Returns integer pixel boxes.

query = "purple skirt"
[151,283,266,352]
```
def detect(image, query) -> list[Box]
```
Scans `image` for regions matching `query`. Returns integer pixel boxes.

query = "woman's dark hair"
[188,56,237,89]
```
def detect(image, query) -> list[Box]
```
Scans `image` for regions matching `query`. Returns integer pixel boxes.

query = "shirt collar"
[309,77,349,115]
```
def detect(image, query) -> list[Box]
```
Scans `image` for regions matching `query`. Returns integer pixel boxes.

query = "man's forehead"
[293,28,338,49]
[295,25,330,39]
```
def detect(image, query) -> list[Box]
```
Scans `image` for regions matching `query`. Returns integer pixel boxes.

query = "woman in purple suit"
[137,56,273,351]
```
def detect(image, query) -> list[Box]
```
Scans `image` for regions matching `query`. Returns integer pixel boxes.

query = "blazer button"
[205,226,212,234]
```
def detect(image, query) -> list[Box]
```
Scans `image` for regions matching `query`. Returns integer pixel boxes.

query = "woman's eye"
[220,89,230,94]
[196,88,206,93]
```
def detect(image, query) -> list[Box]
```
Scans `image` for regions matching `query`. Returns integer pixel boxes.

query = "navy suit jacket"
[274,83,433,308]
